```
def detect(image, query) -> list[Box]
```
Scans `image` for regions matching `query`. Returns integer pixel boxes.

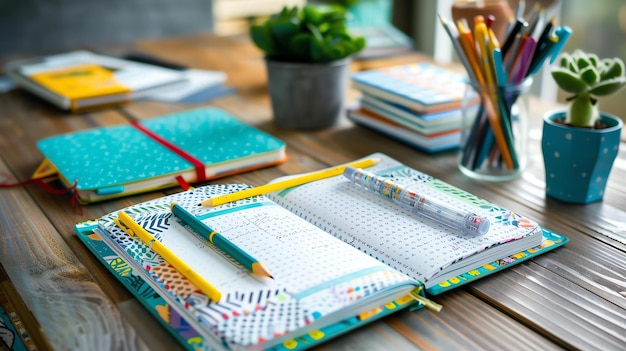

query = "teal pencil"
[170,202,273,279]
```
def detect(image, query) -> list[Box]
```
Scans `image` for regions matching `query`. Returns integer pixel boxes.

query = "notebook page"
[98,183,416,349]
[268,153,540,285]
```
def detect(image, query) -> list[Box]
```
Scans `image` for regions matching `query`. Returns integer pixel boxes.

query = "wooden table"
[1,34,625,351]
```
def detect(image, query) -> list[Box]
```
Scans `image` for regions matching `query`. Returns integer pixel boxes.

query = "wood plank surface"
[0,33,624,351]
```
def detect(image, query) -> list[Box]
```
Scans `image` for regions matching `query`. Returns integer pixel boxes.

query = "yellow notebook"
[29,63,131,109]
[5,51,186,111]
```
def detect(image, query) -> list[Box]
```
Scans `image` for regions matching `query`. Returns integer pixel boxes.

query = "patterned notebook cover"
[77,184,421,350]
[347,108,461,153]
[76,221,420,351]
[351,63,471,113]
[75,155,569,350]
[37,107,286,202]
[75,213,566,350]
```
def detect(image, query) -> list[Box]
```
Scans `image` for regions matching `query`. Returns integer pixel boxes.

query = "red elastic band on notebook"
[131,121,206,182]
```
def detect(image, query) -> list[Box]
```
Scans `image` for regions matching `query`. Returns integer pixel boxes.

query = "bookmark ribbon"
[130,121,207,183]
[0,173,82,214]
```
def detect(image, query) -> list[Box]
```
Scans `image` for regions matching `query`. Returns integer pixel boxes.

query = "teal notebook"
[36,107,286,203]
[75,153,567,350]
[0,300,32,351]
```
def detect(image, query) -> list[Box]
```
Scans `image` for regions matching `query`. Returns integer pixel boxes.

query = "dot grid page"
[101,200,394,299]
[268,153,539,284]
[165,204,390,294]
[97,184,417,348]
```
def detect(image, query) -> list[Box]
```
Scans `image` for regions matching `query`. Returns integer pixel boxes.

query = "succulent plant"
[551,49,626,128]
[250,5,366,63]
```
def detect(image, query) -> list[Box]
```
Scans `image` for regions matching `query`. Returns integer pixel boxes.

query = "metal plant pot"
[265,57,351,130]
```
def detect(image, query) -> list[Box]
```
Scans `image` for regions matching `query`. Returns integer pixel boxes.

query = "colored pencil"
[200,157,381,207]
[171,203,273,279]
[115,211,222,302]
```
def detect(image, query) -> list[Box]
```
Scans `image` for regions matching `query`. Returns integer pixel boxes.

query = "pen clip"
[549,26,572,64]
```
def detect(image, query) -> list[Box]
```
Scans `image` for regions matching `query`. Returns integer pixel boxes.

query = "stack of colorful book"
[348,63,477,153]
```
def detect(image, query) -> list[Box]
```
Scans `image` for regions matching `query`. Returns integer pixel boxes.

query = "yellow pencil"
[200,157,381,207]
[456,19,486,85]
[115,211,222,302]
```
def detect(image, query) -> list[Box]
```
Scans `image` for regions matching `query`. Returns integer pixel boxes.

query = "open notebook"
[35,107,286,203]
[76,153,567,350]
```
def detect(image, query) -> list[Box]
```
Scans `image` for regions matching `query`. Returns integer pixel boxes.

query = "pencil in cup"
[115,211,222,302]
[170,203,273,279]
[460,80,530,173]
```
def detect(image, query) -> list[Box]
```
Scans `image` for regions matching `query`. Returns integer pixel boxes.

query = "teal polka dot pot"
[542,111,622,204]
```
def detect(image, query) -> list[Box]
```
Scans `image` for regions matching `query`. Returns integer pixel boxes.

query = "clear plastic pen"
[343,167,490,236]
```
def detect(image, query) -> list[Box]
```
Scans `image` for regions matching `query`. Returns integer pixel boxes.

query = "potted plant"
[542,49,625,204]
[250,5,366,130]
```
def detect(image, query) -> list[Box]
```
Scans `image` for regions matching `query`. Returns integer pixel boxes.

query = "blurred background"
[0,0,624,119]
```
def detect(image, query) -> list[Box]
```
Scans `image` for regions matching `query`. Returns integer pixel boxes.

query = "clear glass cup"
[458,78,532,181]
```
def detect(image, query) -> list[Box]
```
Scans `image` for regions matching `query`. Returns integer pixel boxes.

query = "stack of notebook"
[348,63,478,153]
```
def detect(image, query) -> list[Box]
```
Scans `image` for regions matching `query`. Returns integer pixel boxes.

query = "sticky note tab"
[96,185,125,195]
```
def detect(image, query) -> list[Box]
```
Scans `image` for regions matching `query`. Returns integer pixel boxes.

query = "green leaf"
[579,66,599,85]
[587,53,599,67]
[352,36,366,52]
[290,33,312,59]
[248,3,364,62]
[306,22,324,42]
[322,9,348,23]
[589,77,626,96]
[271,20,300,40]
[577,55,591,70]
[551,68,588,94]
[325,23,348,36]
[302,6,322,25]
[310,33,324,61]
[250,24,275,55]
[559,55,578,72]
[600,58,625,80]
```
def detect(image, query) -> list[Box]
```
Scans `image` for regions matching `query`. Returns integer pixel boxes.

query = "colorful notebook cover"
[347,108,461,153]
[75,212,566,350]
[75,153,569,350]
[5,50,187,111]
[0,302,32,351]
[351,63,473,114]
[76,221,420,351]
[77,183,421,350]
[360,93,464,135]
[37,107,286,203]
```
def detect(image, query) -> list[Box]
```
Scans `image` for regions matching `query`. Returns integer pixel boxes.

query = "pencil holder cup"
[458,78,532,181]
